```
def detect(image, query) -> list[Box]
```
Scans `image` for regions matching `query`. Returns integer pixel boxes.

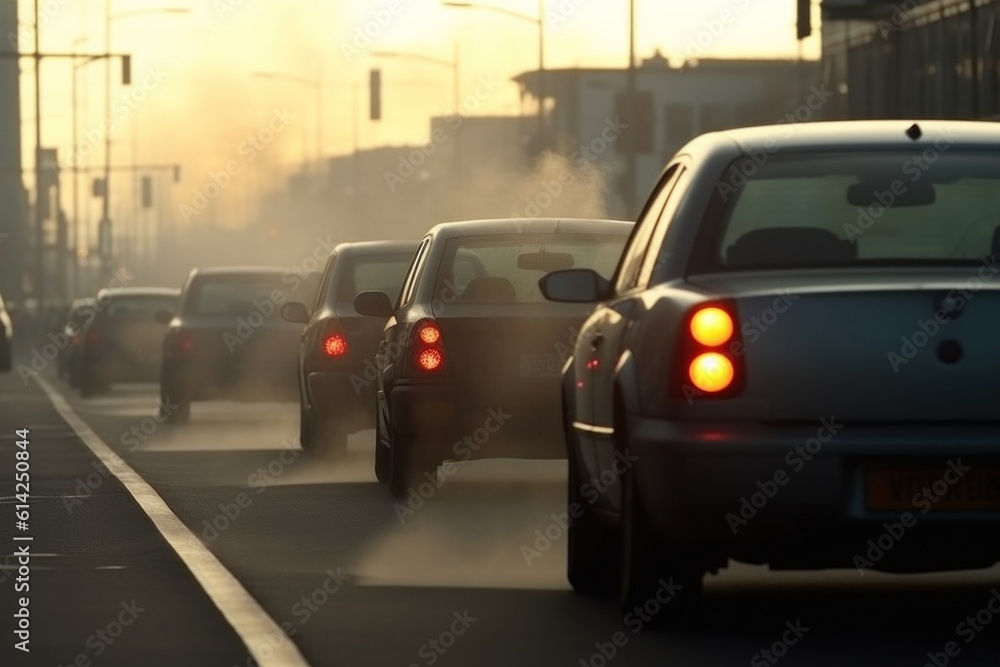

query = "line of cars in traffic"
[31,119,1000,624]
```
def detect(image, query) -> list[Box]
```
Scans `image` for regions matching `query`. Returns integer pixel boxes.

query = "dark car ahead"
[159,266,320,424]
[354,218,632,496]
[541,119,1000,622]
[77,288,180,397]
[281,240,418,458]
[61,297,96,384]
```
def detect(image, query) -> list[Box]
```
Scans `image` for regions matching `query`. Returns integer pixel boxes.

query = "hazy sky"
[14,0,821,226]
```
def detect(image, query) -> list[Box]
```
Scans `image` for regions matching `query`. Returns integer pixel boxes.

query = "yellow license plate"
[866,467,1000,511]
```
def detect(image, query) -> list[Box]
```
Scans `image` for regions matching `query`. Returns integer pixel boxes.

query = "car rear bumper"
[389,382,564,460]
[164,358,297,402]
[625,414,1000,570]
[306,370,374,432]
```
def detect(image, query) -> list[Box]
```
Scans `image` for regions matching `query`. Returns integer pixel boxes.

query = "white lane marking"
[35,376,310,667]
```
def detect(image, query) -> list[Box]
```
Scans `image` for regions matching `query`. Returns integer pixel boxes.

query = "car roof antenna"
[906,123,922,141]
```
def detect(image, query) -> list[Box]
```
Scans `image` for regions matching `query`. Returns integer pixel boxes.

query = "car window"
[639,166,689,286]
[108,296,178,320]
[694,151,1000,272]
[335,253,414,306]
[399,238,431,308]
[615,164,681,293]
[185,275,319,316]
[436,232,628,304]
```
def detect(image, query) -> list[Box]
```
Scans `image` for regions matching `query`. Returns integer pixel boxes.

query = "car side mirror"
[154,310,173,325]
[539,269,610,303]
[353,290,394,318]
[280,301,311,324]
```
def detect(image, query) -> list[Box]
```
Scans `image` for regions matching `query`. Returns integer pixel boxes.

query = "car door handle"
[591,333,604,350]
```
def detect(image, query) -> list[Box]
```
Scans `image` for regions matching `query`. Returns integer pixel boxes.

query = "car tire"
[374,407,391,483]
[616,403,704,626]
[81,366,111,397]
[160,387,191,425]
[302,406,348,460]
[389,434,436,500]
[565,391,618,596]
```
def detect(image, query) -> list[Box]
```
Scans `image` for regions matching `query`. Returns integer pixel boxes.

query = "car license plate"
[519,354,562,378]
[866,467,1000,511]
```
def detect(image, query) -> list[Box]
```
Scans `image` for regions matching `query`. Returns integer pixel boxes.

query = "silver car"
[542,119,1000,621]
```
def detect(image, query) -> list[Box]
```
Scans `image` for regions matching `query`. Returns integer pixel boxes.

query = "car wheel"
[617,405,704,626]
[81,366,111,397]
[389,434,436,500]
[374,407,391,483]
[160,386,191,425]
[298,402,313,449]
[566,417,618,596]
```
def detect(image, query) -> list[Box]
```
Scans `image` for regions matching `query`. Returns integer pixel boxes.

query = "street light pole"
[443,1,544,149]
[33,0,44,305]
[624,0,637,217]
[100,0,111,276]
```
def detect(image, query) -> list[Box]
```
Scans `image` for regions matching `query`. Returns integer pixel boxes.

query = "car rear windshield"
[185,274,319,316]
[334,253,413,305]
[107,295,177,320]
[695,151,1000,272]
[436,233,626,304]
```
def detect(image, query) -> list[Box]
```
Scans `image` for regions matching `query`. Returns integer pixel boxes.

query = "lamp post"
[101,5,189,276]
[252,69,323,174]
[443,1,544,149]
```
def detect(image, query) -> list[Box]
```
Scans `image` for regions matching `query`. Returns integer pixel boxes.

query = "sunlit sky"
[12,0,822,222]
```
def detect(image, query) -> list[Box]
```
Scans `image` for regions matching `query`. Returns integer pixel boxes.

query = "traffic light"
[142,176,153,208]
[797,0,811,40]
[92,178,105,197]
[122,55,131,84]
[370,69,381,121]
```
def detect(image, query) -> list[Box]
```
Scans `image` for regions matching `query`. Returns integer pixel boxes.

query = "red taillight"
[87,329,100,345]
[323,334,348,357]
[412,320,446,374]
[677,303,742,398]
[176,333,195,354]
[71,335,81,346]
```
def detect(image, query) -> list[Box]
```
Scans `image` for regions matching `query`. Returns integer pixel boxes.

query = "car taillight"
[677,302,742,398]
[87,329,100,345]
[412,320,447,373]
[176,332,195,354]
[323,333,348,357]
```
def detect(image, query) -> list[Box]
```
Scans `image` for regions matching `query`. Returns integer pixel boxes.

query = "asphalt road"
[3,367,1000,666]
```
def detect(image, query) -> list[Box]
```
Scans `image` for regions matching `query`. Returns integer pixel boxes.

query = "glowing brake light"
[678,303,742,398]
[323,334,348,357]
[689,307,734,347]
[689,353,735,393]
[177,333,195,353]
[412,320,446,374]
[417,348,443,371]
